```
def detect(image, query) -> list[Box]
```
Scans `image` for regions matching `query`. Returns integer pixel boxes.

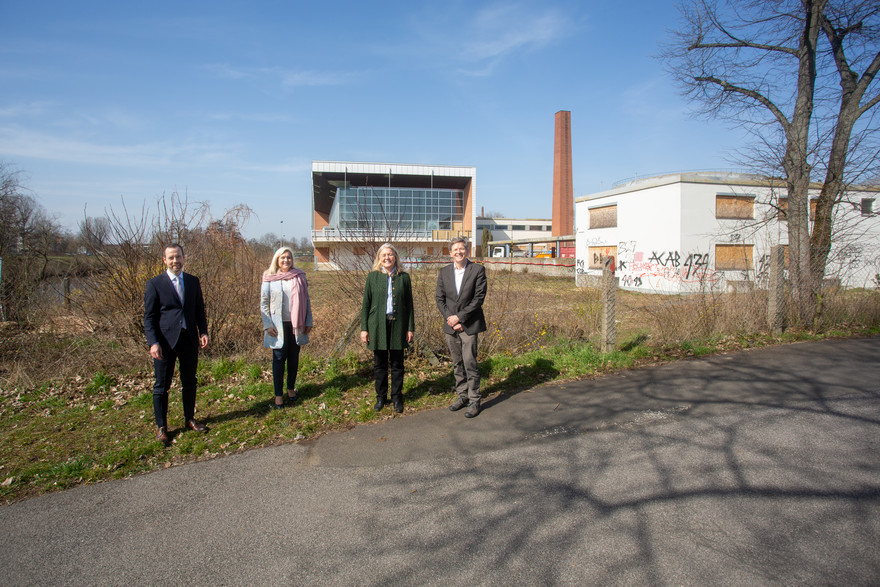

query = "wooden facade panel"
[588,245,618,270]
[715,195,755,219]
[589,205,617,229]
[715,244,754,271]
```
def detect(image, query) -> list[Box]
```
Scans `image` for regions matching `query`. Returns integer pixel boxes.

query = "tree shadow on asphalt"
[400,355,560,413]
[322,338,880,585]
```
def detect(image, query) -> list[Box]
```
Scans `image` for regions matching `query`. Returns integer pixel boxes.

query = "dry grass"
[1,266,879,503]
[3,266,879,391]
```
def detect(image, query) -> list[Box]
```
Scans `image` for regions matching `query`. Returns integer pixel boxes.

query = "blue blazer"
[144,272,208,350]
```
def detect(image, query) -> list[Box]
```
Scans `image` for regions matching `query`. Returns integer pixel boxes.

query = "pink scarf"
[262,268,308,329]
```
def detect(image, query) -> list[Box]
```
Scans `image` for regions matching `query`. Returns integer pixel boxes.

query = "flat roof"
[576,170,880,203]
[312,161,475,177]
[312,161,476,216]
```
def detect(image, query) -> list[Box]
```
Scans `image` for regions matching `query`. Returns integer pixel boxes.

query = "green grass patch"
[1,326,877,504]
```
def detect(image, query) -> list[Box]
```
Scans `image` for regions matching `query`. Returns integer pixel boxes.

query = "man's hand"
[150,343,162,360]
[406,331,414,343]
[453,323,464,332]
[200,334,209,349]
[446,315,460,327]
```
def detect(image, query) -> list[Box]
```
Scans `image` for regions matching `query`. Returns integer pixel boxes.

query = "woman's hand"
[266,327,278,337]
[406,331,414,343]
[360,330,369,344]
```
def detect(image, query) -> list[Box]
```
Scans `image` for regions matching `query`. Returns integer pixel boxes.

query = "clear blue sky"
[0,0,749,241]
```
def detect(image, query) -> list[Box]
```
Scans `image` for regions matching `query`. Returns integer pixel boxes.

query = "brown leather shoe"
[185,419,207,433]
[156,426,170,445]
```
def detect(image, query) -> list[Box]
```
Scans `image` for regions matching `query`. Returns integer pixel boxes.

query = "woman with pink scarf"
[261,247,313,409]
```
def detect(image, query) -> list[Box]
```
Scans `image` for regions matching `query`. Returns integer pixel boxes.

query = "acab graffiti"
[579,241,721,288]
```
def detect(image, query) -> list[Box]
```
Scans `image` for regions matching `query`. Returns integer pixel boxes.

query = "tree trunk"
[811,19,880,298]
[784,0,825,328]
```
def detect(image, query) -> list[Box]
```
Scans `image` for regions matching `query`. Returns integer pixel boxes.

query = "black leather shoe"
[374,397,389,412]
[185,419,208,432]
[156,426,170,446]
[392,399,403,413]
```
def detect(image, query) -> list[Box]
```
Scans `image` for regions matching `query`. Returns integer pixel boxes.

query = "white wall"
[576,174,880,293]
[577,183,684,293]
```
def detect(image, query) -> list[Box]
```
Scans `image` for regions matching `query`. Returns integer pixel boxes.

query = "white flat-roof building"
[575,172,880,293]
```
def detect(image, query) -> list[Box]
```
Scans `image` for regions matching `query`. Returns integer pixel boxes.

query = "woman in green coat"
[360,243,415,413]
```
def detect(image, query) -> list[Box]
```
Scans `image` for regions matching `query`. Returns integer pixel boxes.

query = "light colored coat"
[260,279,313,349]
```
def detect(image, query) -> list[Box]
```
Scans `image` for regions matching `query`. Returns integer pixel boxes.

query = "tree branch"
[693,75,791,128]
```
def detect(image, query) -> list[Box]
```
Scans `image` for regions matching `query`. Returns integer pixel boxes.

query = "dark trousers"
[373,317,404,400]
[272,321,301,396]
[152,331,198,428]
[373,349,404,401]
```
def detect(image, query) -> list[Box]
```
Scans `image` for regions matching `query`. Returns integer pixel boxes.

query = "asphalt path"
[1,337,879,585]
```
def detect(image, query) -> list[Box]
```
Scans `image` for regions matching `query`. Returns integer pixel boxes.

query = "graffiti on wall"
[612,244,721,290]
[579,239,723,289]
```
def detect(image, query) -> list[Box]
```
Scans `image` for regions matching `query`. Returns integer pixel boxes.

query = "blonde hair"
[372,243,400,272]
[267,247,296,274]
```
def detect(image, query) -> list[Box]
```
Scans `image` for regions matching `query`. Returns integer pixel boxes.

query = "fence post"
[601,257,616,353]
[768,244,786,335]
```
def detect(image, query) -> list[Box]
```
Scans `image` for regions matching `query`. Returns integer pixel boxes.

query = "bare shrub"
[74,192,260,355]
[815,286,880,331]
[633,288,771,345]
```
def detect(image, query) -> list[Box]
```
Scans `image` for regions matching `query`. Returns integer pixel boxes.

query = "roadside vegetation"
[2,264,879,504]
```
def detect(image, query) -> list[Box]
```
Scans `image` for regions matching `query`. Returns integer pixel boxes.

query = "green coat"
[360,269,415,351]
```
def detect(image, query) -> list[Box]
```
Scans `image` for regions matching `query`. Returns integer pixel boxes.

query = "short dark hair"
[163,243,184,257]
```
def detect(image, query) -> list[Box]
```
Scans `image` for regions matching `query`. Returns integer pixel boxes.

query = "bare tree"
[0,162,67,322]
[664,0,880,327]
[78,215,111,253]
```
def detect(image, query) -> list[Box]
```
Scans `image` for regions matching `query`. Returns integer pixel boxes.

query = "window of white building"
[715,244,754,271]
[589,205,617,229]
[716,194,755,219]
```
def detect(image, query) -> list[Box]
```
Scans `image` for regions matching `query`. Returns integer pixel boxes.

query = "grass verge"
[1,326,878,504]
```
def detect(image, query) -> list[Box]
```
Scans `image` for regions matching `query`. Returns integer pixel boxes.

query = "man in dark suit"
[435,237,487,418]
[144,243,209,445]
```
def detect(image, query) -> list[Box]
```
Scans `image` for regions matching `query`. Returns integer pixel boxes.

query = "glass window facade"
[332,187,464,233]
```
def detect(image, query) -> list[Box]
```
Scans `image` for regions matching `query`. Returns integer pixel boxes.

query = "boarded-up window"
[315,247,330,263]
[588,246,617,270]
[715,244,754,271]
[778,198,818,221]
[589,205,617,229]
[716,195,755,219]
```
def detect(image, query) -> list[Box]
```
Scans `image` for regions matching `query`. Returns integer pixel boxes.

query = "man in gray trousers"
[435,237,487,418]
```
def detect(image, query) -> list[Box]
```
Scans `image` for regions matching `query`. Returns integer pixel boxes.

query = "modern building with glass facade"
[312,161,476,269]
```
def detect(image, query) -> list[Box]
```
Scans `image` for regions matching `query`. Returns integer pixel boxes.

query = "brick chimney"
[552,110,573,236]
